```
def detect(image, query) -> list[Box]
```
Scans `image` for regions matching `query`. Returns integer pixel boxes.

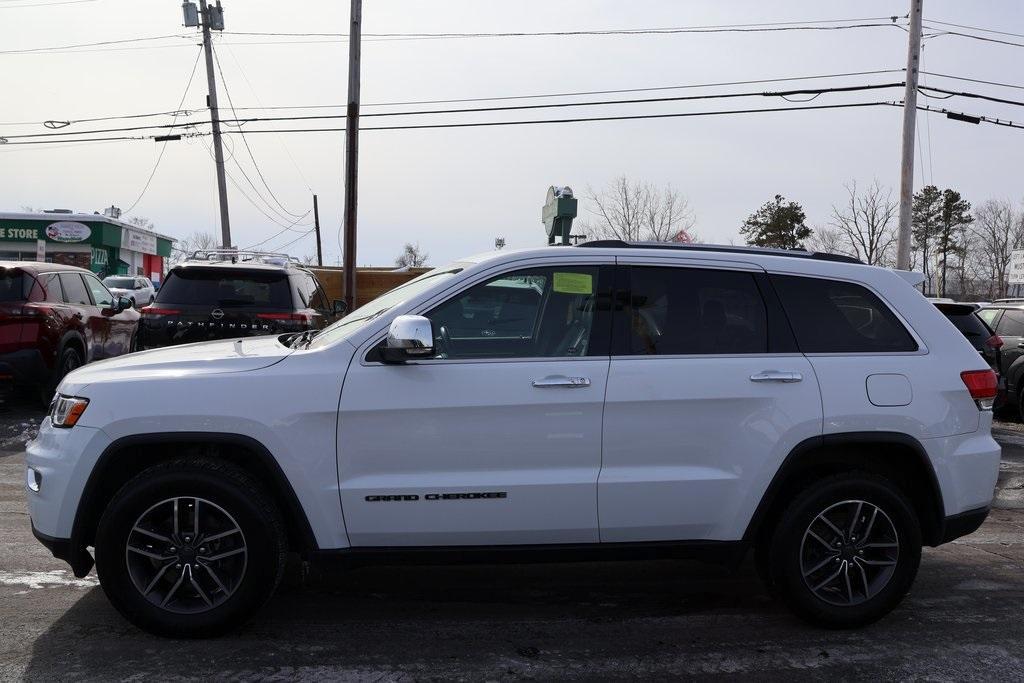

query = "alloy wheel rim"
[125,497,248,614]
[799,499,899,607]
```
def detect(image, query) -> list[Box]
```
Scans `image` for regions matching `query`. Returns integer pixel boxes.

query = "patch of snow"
[0,569,98,590]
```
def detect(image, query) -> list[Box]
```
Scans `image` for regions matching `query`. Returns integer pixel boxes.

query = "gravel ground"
[2,402,1024,681]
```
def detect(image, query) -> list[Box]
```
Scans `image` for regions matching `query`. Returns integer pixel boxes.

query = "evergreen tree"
[935,189,973,297]
[912,185,942,295]
[740,195,811,249]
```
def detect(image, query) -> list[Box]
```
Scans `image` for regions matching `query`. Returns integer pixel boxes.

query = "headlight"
[51,395,89,428]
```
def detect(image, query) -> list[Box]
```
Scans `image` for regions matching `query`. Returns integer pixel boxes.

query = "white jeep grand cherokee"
[26,241,1000,637]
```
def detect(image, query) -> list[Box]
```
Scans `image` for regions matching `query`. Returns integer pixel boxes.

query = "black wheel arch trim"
[744,431,947,547]
[71,432,318,564]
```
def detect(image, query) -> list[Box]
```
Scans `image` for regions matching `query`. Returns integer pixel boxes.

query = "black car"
[139,252,343,349]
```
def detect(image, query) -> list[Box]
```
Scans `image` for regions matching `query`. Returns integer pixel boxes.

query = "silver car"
[102,275,155,309]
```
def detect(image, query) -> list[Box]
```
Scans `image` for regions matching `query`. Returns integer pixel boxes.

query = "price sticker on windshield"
[553,272,593,295]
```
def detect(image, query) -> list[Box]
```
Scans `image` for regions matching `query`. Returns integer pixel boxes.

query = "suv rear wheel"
[95,458,287,637]
[767,472,921,628]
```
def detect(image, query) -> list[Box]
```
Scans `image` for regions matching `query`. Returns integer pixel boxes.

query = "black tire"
[1016,385,1024,423]
[95,457,287,638]
[40,345,82,405]
[767,472,921,629]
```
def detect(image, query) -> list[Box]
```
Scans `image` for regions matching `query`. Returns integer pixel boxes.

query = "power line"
[264,227,315,253]
[923,26,1024,49]
[926,19,1024,40]
[198,136,312,231]
[215,82,906,126]
[221,41,314,193]
[123,47,204,215]
[914,103,1024,131]
[223,101,895,135]
[1,82,906,140]
[918,85,1024,109]
[221,18,904,40]
[0,69,904,127]
[0,0,99,8]
[232,69,908,110]
[0,34,191,55]
[923,71,1024,92]
[210,42,307,219]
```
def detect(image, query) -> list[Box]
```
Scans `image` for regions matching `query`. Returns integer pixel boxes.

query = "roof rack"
[992,298,1024,303]
[575,239,863,264]
[187,249,300,265]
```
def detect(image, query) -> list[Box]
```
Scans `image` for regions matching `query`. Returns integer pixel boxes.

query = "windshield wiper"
[291,328,323,348]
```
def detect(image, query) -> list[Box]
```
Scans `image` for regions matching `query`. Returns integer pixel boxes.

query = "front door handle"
[750,370,803,383]
[532,375,591,388]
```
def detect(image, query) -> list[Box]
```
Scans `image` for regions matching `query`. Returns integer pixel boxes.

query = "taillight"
[961,369,998,410]
[22,303,54,317]
[140,306,180,317]
[986,334,1004,350]
[256,312,313,323]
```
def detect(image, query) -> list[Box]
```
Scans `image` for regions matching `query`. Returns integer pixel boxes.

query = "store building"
[0,211,174,284]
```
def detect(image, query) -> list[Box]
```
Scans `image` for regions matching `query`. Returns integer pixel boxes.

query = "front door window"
[424,265,610,359]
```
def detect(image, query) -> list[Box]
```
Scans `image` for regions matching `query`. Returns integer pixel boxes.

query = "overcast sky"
[1,0,1022,266]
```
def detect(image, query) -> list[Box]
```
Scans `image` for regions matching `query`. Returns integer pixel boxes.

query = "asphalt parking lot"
[3,404,1024,681]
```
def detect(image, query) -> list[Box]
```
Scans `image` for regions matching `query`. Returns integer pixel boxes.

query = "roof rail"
[187,249,300,265]
[575,239,863,264]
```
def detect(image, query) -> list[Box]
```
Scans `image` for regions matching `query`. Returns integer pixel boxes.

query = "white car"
[27,241,1000,637]
[102,275,155,309]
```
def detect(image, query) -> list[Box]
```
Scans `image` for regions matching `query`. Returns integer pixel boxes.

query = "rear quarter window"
[0,271,28,302]
[771,275,917,353]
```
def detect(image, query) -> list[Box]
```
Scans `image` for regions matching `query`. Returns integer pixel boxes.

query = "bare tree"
[805,226,848,255]
[830,180,898,266]
[395,242,429,268]
[580,176,696,242]
[126,216,155,231]
[972,199,1024,299]
[170,231,219,264]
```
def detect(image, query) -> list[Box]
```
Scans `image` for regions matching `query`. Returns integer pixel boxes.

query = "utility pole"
[341,0,361,311]
[196,0,232,249]
[895,0,924,270]
[312,194,323,267]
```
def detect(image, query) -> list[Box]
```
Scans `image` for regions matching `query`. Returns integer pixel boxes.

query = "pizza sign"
[45,221,91,243]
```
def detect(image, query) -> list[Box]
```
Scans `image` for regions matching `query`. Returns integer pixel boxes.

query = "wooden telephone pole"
[895,0,924,270]
[341,0,361,310]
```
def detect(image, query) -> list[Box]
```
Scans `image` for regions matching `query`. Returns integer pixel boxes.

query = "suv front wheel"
[767,472,922,628]
[95,457,287,637]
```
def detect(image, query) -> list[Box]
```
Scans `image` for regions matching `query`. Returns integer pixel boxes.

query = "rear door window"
[157,268,293,309]
[32,273,63,302]
[771,275,917,353]
[996,310,1024,337]
[623,267,768,355]
[59,273,92,306]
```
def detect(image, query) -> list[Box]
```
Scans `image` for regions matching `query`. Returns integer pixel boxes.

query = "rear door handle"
[750,370,803,383]
[532,375,591,388]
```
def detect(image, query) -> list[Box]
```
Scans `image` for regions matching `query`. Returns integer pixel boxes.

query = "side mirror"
[116,295,132,312]
[332,299,347,316]
[382,315,434,362]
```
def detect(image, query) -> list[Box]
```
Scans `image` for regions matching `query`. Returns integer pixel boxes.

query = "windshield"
[103,277,136,289]
[308,264,464,348]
